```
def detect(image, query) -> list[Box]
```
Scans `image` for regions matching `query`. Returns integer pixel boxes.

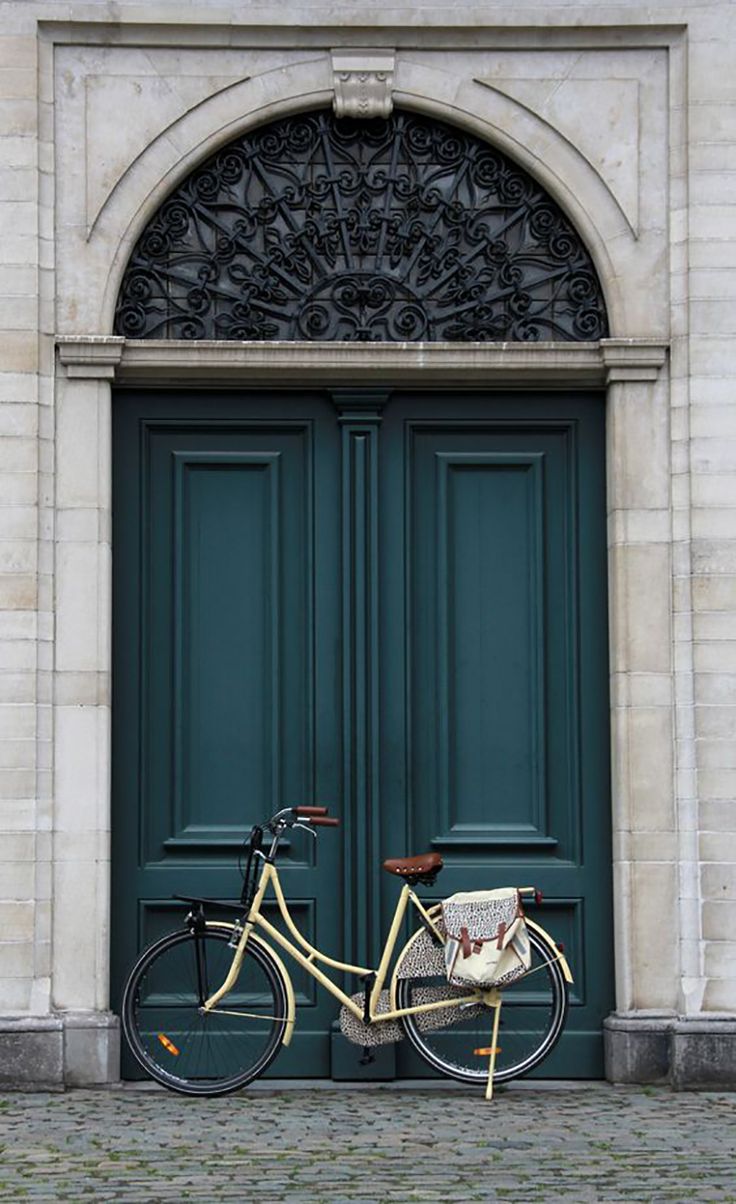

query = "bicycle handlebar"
[263,805,340,832]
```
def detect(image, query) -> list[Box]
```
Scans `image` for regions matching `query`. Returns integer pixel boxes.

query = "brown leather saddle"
[382,851,443,886]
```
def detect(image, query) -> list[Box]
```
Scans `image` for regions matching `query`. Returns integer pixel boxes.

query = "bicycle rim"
[397,927,568,1085]
[121,927,288,1096]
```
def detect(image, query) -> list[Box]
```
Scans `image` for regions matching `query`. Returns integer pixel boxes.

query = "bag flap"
[441,889,522,945]
[443,888,519,906]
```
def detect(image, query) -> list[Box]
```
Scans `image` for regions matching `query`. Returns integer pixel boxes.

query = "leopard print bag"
[441,888,531,988]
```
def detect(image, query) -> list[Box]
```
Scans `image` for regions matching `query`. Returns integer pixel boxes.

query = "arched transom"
[114,108,608,343]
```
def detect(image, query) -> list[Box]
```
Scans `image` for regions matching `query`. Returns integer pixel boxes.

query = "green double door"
[112,388,612,1078]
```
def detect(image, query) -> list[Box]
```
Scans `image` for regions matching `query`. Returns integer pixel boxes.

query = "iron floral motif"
[114,110,608,342]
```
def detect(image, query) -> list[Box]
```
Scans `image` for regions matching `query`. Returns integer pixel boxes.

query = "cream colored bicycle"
[121,806,572,1098]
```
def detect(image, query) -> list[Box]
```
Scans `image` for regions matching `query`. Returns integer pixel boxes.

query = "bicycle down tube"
[202,860,480,1025]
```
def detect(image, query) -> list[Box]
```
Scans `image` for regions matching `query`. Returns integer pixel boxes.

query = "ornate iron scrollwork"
[114,109,608,342]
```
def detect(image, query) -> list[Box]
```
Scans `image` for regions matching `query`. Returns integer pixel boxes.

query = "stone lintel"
[107,338,606,386]
[57,337,670,388]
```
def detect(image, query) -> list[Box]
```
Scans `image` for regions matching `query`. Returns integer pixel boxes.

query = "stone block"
[0,573,36,609]
[0,900,34,940]
[62,1011,120,1086]
[697,737,736,769]
[671,1019,736,1090]
[702,862,736,900]
[55,543,103,672]
[630,862,678,1010]
[603,1013,671,1084]
[0,940,33,976]
[700,832,736,863]
[704,940,736,979]
[701,800,736,831]
[692,473,736,508]
[0,1016,63,1088]
[703,979,736,1012]
[0,858,34,897]
[609,544,672,675]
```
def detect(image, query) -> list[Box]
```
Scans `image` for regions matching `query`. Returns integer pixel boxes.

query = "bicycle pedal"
[359,1046,375,1066]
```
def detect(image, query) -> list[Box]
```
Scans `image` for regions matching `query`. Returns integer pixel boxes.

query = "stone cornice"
[601,338,668,383]
[39,21,687,50]
[57,337,125,379]
[56,336,668,387]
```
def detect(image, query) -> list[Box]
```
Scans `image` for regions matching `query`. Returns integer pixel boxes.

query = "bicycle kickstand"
[478,989,503,1102]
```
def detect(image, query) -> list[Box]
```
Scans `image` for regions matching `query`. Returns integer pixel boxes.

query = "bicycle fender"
[207,922,297,1045]
[525,917,574,983]
[388,910,444,1012]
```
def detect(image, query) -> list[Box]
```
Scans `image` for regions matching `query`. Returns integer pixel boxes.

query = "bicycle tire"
[121,925,289,1096]
[396,924,569,1085]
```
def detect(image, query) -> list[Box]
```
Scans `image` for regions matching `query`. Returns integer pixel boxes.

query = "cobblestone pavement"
[0,1082,734,1202]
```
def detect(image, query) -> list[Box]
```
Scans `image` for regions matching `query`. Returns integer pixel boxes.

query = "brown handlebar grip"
[295,805,329,817]
[310,816,340,827]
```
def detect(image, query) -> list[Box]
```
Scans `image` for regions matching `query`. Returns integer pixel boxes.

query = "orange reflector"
[474,1047,501,1056]
[157,1033,180,1056]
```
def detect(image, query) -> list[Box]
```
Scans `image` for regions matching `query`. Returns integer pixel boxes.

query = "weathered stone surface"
[62,1012,121,1087]
[604,1014,672,1084]
[1,1,736,1069]
[0,1016,63,1088]
[671,1019,736,1090]
[0,1083,735,1200]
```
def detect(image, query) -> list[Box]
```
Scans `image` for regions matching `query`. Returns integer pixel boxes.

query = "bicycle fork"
[185,903,210,1008]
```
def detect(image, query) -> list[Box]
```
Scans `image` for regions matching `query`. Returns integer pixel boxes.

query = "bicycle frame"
[202,859,481,1024]
[196,847,573,1101]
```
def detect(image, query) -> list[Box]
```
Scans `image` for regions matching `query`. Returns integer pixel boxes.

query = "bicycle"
[121,806,572,1099]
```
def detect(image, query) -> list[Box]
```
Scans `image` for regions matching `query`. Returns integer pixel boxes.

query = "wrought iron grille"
[114,109,608,342]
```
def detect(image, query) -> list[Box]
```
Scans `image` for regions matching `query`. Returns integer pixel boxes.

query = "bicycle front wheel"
[396,926,569,1085]
[121,925,289,1096]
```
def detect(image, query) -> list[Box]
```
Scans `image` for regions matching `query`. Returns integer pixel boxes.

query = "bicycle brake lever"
[293,821,317,840]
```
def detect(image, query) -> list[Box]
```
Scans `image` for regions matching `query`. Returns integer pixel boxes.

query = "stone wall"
[0,0,734,1085]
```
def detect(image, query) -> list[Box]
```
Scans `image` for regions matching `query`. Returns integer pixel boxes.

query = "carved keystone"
[331,49,395,120]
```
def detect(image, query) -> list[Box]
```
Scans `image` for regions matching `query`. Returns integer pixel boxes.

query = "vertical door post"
[331,390,389,971]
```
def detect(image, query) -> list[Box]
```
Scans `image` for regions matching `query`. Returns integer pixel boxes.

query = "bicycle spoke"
[122,928,288,1095]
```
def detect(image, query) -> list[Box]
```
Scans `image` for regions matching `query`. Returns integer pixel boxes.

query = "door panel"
[113,388,612,1079]
[112,392,342,1076]
[379,394,611,1077]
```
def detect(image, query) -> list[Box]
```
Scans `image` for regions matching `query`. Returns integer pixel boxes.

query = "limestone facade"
[0,0,734,1085]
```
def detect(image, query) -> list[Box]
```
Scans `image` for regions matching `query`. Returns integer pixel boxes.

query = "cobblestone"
[0,1082,734,1202]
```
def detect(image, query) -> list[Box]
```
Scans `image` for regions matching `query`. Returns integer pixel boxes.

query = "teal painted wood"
[378,393,612,1077]
[332,391,389,971]
[112,392,343,1077]
[113,387,612,1081]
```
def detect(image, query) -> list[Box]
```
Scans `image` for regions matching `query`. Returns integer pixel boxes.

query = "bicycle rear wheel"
[121,925,289,1096]
[396,926,568,1085]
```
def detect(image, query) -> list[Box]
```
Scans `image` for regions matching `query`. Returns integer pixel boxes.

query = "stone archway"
[107,103,617,1080]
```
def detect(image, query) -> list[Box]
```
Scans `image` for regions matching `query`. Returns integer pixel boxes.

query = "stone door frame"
[45,28,687,1081]
[54,334,670,1073]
